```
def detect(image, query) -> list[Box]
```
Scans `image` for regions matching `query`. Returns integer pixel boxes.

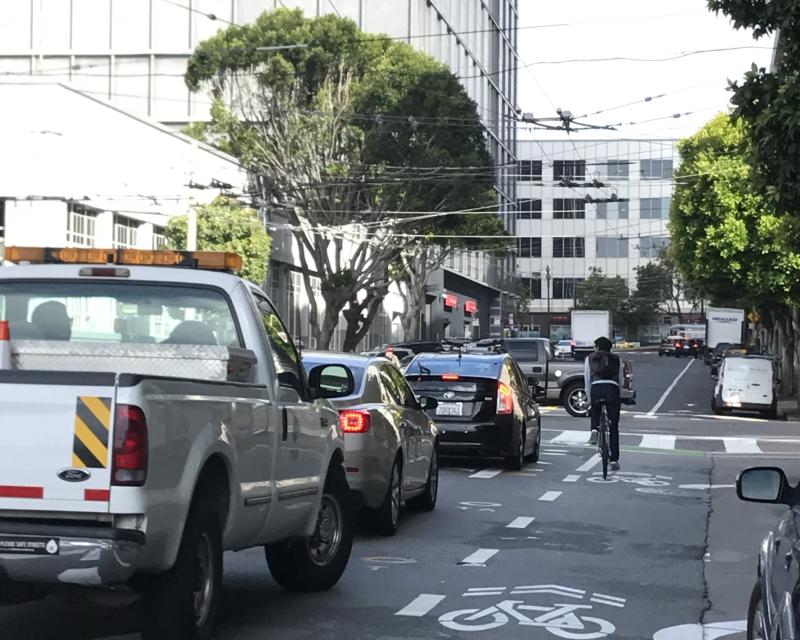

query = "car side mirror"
[307,364,355,399]
[418,396,438,411]
[737,467,793,505]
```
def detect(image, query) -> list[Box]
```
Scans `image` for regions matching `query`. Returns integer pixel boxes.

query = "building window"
[552,277,584,299]
[640,159,674,180]
[113,214,139,248]
[553,160,586,182]
[553,198,586,219]
[553,237,585,258]
[66,203,98,247]
[517,198,542,219]
[596,200,629,219]
[517,237,542,258]
[519,160,542,181]
[640,197,671,219]
[602,160,629,180]
[639,236,671,257]
[152,228,168,249]
[520,275,542,299]
[596,237,630,258]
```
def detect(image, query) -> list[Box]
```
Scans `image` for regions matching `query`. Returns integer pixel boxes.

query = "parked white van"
[712,355,778,419]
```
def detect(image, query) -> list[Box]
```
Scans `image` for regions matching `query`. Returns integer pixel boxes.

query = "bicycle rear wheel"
[599,409,609,480]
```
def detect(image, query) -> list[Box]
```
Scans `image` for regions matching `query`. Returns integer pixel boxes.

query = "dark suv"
[737,466,800,639]
[404,352,541,470]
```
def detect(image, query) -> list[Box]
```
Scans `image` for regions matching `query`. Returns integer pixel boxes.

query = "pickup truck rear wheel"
[266,464,353,591]
[141,504,222,640]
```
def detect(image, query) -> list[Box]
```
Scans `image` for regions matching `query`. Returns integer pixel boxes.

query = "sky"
[516,0,776,141]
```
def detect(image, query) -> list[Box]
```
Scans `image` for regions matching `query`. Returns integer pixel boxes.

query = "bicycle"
[595,399,611,480]
[438,600,615,639]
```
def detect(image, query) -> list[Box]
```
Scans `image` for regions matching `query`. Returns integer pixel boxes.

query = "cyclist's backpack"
[589,351,620,381]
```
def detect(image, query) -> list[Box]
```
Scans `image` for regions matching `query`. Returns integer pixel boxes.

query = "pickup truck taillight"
[339,410,371,433]
[112,405,148,486]
[497,382,513,415]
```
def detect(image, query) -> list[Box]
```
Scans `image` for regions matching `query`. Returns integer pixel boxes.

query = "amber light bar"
[4,247,243,273]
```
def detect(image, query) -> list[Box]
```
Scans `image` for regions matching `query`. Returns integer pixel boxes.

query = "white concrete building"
[0,0,518,348]
[0,81,247,255]
[515,138,680,339]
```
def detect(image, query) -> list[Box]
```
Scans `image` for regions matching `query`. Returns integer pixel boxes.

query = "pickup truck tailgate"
[0,372,116,513]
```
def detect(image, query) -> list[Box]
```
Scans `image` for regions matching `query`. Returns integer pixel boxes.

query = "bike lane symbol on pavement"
[396,584,625,639]
[587,471,672,487]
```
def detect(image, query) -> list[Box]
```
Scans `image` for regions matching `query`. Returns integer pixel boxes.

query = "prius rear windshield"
[0,281,241,346]
[405,356,503,379]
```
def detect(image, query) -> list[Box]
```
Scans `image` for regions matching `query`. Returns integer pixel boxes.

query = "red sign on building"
[465,300,478,314]
[444,294,458,308]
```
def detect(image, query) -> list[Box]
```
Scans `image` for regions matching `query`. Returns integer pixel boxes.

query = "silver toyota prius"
[302,351,439,535]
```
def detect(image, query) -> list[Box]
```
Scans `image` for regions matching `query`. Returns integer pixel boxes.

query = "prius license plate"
[436,402,463,416]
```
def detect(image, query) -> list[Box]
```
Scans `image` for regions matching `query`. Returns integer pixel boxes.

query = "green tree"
[630,252,701,324]
[670,113,800,305]
[165,196,271,284]
[708,0,800,215]
[574,268,630,325]
[184,8,507,350]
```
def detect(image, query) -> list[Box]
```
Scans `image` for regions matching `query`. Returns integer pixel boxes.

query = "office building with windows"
[515,138,680,340]
[0,0,517,347]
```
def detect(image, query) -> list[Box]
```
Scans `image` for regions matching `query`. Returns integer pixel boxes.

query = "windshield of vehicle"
[405,356,503,378]
[0,281,240,346]
[301,357,366,394]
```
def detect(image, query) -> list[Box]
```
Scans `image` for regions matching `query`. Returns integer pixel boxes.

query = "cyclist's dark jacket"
[583,351,620,404]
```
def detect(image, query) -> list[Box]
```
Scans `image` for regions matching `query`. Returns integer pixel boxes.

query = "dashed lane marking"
[723,437,761,454]
[551,430,589,445]
[563,474,581,482]
[469,469,504,479]
[541,452,567,457]
[576,454,601,472]
[460,548,500,566]
[506,517,535,529]
[640,434,676,450]
[395,594,447,617]
[538,491,562,502]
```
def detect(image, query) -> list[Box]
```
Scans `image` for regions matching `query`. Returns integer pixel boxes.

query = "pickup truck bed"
[0,258,353,640]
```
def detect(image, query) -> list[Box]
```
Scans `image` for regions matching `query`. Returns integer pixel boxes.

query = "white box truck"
[571,310,611,357]
[706,307,746,349]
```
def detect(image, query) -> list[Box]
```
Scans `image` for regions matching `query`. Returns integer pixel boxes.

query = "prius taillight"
[112,405,148,486]
[497,382,513,415]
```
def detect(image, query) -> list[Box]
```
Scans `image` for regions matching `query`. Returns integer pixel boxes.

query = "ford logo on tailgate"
[58,468,91,482]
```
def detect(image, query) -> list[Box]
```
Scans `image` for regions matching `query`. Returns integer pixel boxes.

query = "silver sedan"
[303,352,439,535]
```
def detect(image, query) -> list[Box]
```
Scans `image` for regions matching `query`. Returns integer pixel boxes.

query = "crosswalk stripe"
[723,437,761,454]
[551,430,589,445]
[469,469,503,479]
[640,435,676,450]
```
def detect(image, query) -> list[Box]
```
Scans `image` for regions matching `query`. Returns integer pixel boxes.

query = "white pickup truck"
[0,247,355,639]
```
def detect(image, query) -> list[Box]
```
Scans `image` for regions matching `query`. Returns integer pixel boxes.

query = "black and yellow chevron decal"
[72,397,112,469]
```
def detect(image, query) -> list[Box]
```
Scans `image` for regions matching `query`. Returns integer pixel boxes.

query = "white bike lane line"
[506,516,536,529]
[646,358,694,416]
[538,491,562,502]
[459,548,500,566]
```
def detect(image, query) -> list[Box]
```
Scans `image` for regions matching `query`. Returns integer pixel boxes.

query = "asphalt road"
[1,352,798,640]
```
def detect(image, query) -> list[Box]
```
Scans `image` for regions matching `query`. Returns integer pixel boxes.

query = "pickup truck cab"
[474,338,635,417]
[0,247,354,639]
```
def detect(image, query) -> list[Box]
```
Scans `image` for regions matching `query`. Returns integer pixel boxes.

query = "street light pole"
[545,265,551,339]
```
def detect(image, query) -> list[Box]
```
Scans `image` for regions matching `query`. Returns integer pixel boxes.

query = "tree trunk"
[341,283,390,352]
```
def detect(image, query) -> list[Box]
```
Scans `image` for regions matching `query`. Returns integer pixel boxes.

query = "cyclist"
[584,336,621,470]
